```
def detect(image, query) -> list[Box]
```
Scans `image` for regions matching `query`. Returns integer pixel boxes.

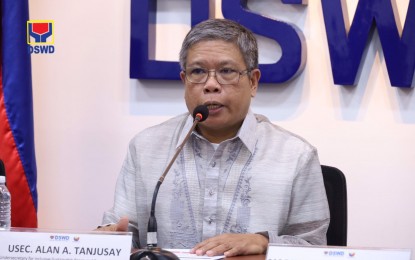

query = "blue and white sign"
[130,0,415,88]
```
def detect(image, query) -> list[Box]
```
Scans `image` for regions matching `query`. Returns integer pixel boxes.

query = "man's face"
[180,40,260,141]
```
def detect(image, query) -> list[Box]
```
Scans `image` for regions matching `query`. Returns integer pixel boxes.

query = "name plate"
[0,228,132,260]
[266,244,412,260]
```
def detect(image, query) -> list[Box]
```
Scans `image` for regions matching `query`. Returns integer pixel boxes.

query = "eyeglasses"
[184,67,250,85]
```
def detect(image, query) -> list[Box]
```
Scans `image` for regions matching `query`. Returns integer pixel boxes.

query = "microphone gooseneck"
[130,106,209,260]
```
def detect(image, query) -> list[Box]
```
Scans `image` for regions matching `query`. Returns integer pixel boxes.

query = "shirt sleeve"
[268,148,330,245]
[102,142,141,248]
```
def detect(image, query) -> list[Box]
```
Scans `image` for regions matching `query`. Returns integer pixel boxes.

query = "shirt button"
[208,218,213,224]
[211,162,216,167]
[209,190,214,196]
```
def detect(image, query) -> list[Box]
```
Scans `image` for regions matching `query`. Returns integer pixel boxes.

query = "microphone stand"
[130,108,207,260]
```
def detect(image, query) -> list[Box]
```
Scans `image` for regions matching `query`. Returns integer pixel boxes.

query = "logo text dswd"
[27,20,55,54]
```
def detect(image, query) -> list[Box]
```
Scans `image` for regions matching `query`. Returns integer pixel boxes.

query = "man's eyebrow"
[186,61,204,67]
[187,60,238,68]
[216,60,237,67]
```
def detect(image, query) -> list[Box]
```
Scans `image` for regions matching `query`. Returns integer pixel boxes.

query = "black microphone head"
[192,105,209,122]
[0,160,5,177]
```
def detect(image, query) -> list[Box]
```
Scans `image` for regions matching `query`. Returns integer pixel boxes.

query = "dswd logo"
[27,20,55,54]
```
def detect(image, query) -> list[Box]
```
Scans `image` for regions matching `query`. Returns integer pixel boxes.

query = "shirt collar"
[178,110,257,154]
[237,109,257,154]
[177,114,197,148]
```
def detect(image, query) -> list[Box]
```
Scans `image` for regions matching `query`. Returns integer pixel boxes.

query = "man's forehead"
[186,41,243,66]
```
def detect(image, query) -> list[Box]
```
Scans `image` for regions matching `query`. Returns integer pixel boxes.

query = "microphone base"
[130,247,180,260]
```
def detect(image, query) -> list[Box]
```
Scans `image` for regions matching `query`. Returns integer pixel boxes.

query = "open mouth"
[206,104,222,110]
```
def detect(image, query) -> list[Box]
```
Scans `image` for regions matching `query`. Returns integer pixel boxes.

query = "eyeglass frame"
[183,67,251,85]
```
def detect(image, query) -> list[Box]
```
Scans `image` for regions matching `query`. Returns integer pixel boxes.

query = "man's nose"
[203,71,222,93]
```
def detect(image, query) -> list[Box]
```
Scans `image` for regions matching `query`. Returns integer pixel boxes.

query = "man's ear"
[250,69,261,97]
[180,71,186,84]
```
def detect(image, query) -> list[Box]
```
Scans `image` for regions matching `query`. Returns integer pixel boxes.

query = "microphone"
[130,105,209,260]
[192,105,208,123]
